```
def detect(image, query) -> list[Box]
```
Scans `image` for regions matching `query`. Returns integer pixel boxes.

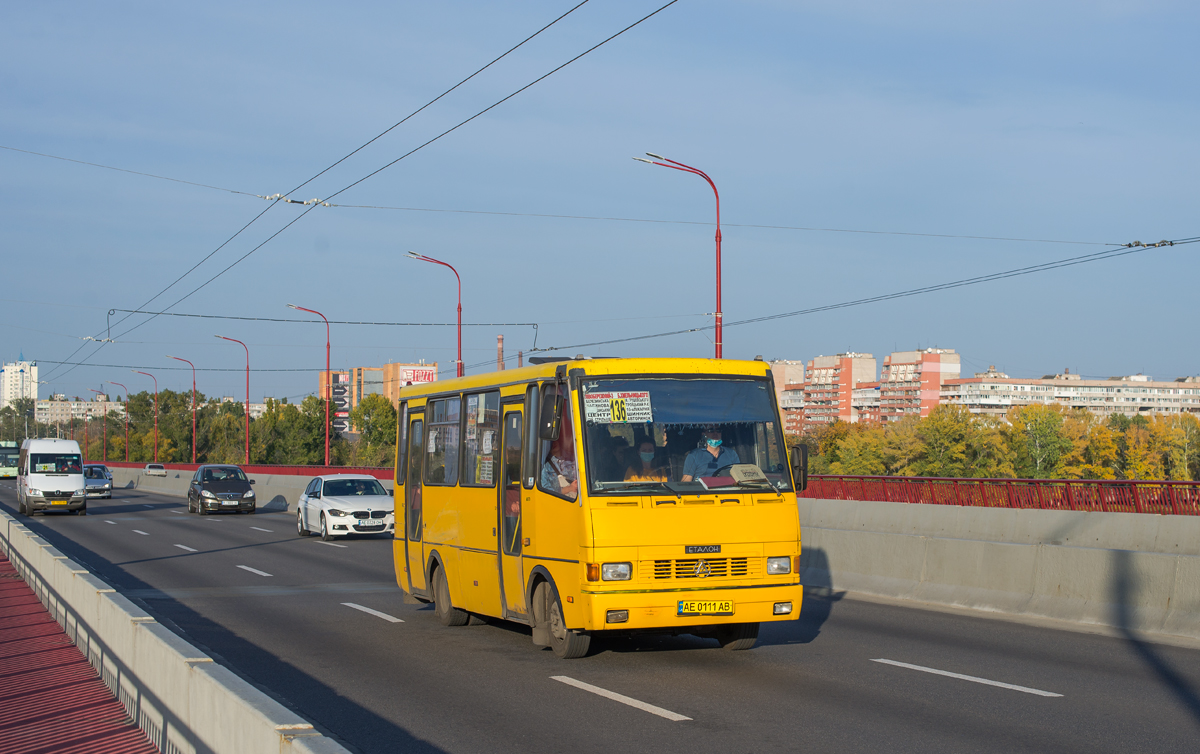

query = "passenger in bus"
[680,427,740,482]
[624,440,667,482]
[540,433,578,499]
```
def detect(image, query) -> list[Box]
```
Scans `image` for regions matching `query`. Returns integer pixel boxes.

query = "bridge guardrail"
[800,475,1200,515]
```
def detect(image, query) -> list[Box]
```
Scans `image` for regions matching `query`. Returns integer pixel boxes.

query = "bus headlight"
[767,556,792,575]
[601,562,632,581]
[27,489,43,497]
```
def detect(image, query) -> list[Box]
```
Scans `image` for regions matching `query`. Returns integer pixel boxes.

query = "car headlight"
[201,490,216,499]
[767,556,792,575]
[27,489,42,497]
[601,562,632,581]
[327,508,347,517]
[243,491,255,498]
[103,483,111,489]
[76,490,86,497]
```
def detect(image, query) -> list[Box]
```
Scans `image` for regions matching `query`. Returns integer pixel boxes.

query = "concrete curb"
[798,498,1200,643]
[0,510,352,754]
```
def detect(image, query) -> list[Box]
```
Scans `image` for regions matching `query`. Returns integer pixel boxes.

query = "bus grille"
[643,557,758,580]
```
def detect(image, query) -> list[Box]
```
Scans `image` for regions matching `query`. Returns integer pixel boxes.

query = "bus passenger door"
[498,409,527,619]
[405,418,428,594]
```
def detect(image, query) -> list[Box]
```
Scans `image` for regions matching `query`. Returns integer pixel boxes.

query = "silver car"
[84,464,113,499]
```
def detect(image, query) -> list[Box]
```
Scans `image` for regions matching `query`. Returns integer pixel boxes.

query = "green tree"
[1010,404,1072,478]
[912,405,972,477]
[829,428,886,475]
[350,394,398,447]
[881,416,925,476]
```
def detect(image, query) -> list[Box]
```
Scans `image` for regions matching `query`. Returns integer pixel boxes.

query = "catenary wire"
[41,1,596,380]
[528,237,1194,353]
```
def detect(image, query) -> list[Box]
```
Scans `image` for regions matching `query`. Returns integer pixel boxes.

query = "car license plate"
[678,600,734,616]
[358,521,383,528]
[221,500,238,505]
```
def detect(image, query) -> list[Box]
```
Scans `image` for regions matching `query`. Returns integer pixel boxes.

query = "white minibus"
[17,438,87,515]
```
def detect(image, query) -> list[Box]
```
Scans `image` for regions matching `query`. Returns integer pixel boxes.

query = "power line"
[109,309,537,327]
[43,1,597,380]
[528,236,1195,353]
[36,361,313,372]
[106,0,679,345]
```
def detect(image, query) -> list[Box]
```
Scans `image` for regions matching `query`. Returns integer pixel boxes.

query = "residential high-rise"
[0,360,38,410]
[880,348,961,422]
[768,360,805,435]
[941,367,1200,417]
[802,353,876,430]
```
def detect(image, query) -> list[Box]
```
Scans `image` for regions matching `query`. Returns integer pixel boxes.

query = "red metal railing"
[800,475,1200,515]
[101,461,394,481]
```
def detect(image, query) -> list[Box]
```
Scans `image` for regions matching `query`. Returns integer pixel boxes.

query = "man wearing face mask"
[681,426,740,482]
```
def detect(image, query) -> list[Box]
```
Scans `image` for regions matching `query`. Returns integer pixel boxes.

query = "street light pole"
[634,153,724,359]
[107,381,129,462]
[216,336,250,465]
[406,251,463,377]
[132,370,159,463]
[167,356,197,464]
[287,304,331,466]
[89,389,107,462]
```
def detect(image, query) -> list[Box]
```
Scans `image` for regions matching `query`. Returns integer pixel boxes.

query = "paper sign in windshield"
[584,391,652,424]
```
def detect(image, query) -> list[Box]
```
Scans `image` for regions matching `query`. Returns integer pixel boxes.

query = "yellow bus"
[391,356,808,658]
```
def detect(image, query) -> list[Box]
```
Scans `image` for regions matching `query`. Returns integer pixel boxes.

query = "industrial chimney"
[497,334,505,371]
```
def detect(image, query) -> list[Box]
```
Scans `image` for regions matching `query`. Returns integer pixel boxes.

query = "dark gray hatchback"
[187,464,256,514]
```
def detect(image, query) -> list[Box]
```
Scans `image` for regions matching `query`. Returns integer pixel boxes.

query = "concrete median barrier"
[0,510,352,754]
[798,497,1200,644]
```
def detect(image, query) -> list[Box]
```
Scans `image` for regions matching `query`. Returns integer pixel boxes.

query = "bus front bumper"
[27,494,87,512]
[577,582,803,631]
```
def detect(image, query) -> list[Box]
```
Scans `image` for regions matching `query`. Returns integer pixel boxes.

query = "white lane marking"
[316,541,348,548]
[237,565,273,577]
[170,510,186,515]
[105,520,117,525]
[133,530,150,536]
[342,602,404,623]
[143,504,154,508]
[174,544,197,552]
[250,526,273,532]
[551,676,692,721]
[870,659,1063,698]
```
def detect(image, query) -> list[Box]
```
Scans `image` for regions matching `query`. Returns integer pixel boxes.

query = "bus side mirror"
[790,445,809,492]
[538,393,562,441]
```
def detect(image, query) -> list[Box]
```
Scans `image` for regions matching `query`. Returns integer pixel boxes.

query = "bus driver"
[680,426,740,482]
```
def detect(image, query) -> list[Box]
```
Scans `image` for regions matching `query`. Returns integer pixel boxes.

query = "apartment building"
[942,367,1200,417]
[382,362,438,404]
[880,348,961,422]
[802,353,876,430]
[0,359,38,410]
[35,396,125,425]
[769,360,805,435]
[851,382,881,424]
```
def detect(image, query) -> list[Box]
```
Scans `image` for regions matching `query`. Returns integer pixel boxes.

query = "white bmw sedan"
[296,474,395,541]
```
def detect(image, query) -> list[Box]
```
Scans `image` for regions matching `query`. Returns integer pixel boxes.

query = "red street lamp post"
[287,304,331,466]
[107,381,130,462]
[167,355,198,464]
[216,336,250,465]
[88,389,107,462]
[406,251,463,377]
[132,370,159,463]
[634,153,724,359]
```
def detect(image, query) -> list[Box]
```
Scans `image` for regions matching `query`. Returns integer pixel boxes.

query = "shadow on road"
[759,546,843,647]
[1111,549,1200,727]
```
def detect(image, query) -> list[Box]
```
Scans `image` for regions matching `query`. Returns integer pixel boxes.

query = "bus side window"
[522,384,539,488]
[395,401,408,486]
[424,398,461,486]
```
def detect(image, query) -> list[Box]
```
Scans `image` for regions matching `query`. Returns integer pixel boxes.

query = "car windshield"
[202,467,247,482]
[580,377,791,493]
[84,467,107,479]
[323,478,387,497]
[32,453,82,473]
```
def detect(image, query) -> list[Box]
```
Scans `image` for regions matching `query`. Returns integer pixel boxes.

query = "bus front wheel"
[533,581,590,659]
[432,565,469,627]
[714,622,759,651]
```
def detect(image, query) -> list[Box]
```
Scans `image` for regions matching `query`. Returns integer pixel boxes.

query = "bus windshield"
[580,377,791,493]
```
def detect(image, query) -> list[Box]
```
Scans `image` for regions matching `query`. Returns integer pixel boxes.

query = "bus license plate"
[51,501,68,505]
[678,600,733,616]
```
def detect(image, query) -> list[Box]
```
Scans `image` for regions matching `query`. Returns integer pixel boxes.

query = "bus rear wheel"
[432,565,469,627]
[533,581,590,659]
[715,622,759,651]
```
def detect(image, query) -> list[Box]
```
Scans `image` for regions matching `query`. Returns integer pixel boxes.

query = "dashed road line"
[170,510,186,515]
[317,541,348,548]
[870,659,1063,698]
[237,565,273,577]
[250,526,273,533]
[342,603,404,623]
[133,530,149,536]
[143,504,154,508]
[104,520,117,525]
[174,544,197,552]
[551,676,692,721]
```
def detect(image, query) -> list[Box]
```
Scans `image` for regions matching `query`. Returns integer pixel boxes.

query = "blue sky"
[2,1,1196,401]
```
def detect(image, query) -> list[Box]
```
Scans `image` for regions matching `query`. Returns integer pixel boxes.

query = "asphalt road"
[3,482,1200,753]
